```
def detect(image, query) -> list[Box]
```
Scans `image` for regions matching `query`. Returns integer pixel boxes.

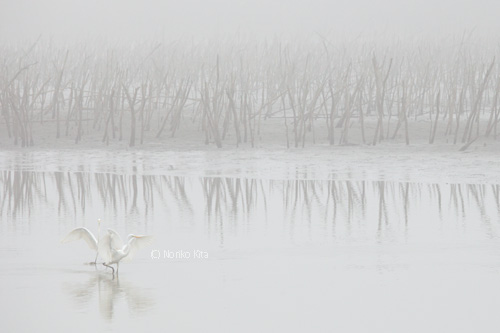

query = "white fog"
[1,1,500,332]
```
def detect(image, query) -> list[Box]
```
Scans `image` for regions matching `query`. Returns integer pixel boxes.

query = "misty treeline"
[1,36,500,148]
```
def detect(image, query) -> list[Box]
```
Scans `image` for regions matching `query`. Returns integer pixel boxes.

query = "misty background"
[1,0,499,42]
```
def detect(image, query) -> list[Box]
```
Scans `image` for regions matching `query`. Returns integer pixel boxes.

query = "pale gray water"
[2,153,500,332]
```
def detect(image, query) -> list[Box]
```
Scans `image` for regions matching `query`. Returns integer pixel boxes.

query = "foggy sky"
[1,0,499,42]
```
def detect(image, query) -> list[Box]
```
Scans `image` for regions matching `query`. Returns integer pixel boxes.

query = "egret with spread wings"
[61,219,108,264]
[98,228,154,275]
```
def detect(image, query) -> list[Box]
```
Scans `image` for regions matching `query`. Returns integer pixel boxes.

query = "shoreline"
[1,141,500,186]
[2,117,500,151]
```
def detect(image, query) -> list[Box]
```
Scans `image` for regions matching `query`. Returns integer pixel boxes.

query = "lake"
[1,150,500,332]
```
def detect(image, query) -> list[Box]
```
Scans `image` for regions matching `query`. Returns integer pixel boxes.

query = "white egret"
[98,228,153,275]
[61,219,120,264]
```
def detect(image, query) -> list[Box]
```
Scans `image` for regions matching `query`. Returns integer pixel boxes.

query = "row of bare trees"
[1,37,500,148]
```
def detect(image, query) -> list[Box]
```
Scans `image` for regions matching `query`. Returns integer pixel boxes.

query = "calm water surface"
[1,153,500,332]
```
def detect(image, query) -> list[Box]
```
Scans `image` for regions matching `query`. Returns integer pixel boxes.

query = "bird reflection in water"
[62,271,155,321]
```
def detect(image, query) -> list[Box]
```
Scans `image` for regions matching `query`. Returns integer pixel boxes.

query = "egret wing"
[123,235,154,262]
[61,227,98,251]
[107,228,124,249]
[97,233,113,263]
[98,229,125,263]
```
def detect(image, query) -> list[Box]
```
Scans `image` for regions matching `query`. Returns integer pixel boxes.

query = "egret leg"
[93,251,98,265]
[103,262,115,275]
[117,262,119,275]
